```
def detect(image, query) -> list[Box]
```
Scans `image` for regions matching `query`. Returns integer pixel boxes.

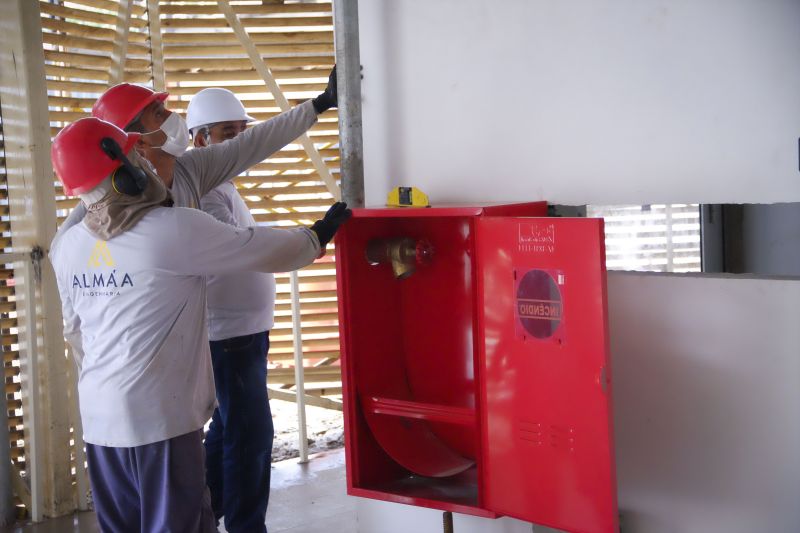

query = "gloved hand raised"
[310,201,351,249]
[311,65,337,114]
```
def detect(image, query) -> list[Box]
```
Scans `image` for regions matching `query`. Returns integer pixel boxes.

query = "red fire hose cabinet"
[335,202,618,533]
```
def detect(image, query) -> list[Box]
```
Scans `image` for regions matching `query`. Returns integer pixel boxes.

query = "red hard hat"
[92,83,169,130]
[51,118,141,196]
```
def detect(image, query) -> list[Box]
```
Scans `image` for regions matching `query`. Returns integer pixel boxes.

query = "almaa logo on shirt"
[87,240,114,268]
[72,241,133,295]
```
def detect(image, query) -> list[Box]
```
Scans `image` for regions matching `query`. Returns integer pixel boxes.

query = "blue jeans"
[205,331,273,533]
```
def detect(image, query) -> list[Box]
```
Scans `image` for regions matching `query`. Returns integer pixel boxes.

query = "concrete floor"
[4,448,356,533]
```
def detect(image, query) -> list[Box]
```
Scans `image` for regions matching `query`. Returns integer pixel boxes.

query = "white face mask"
[158,112,190,157]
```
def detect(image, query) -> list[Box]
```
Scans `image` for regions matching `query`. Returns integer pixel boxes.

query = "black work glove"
[311,201,351,249]
[312,65,337,114]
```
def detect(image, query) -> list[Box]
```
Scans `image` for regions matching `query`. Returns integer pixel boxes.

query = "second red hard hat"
[51,117,141,196]
[92,83,169,130]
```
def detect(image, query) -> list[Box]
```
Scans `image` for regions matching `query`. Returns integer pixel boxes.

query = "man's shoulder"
[200,181,236,202]
[166,205,220,226]
[50,221,89,261]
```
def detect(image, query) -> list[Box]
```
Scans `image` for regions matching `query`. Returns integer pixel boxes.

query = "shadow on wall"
[703,202,800,277]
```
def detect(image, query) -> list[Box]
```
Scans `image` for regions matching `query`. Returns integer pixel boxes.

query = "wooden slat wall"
[587,204,702,272]
[42,0,342,399]
[159,0,340,392]
[0,94,25,492]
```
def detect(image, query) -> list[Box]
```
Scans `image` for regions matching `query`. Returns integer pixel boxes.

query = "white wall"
[355,499,547,533]
[354,3,800,530]
[609,272,800,533]
[360,0,800,206]
[354,273,800,533]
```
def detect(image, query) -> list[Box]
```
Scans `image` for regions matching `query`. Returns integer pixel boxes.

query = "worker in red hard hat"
[49,117,350,533]
[55,66,340,245]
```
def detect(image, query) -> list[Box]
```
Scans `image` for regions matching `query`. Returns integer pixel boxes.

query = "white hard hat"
[186,88,254,134]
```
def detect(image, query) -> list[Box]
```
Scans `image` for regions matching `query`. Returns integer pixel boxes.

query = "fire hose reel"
[335,202,619,533]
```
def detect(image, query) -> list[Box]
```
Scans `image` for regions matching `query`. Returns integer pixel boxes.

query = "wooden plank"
[235,174,337,187]
[275,274,336,286]
[165,56,333,70]
[165,83,330,96]
[267,366,341,384]
[160,3,333,16]
[0,318,18,329]
[45,66,150,85]
[45,65,107,81]
[252,211,331,224]
[270,338,339,352]
[249,148,339,159]
[240,186,335,199]
[40,2,148,28]
[306,386,343,397]
[46,79,108,94]
[160,16,332,29]
[0,286,15,298]
[268,349,339,362]
[47,95,103,109]
[147,0,166,91]
[245,198,337,210]
[274,297,339,310]
[44,50,150,70]
[40,17,148,43]
[165,67,333,83]
[267,387,342,411]
[42,32,149,54]
[248,160,339,172]
[162,42,333,57]
[64,0,147,17]
[271,327,339,340]
[161,30,332,46]
[273,313,340,326]
[274,298,338,311]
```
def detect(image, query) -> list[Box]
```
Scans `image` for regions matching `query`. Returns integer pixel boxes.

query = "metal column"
[333,0,365,208]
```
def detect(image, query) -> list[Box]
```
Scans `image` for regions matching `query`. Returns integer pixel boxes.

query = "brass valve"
[365,238,434,279]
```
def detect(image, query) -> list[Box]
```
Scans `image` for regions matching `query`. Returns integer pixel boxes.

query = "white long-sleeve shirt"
[50,207,320,447]
[200,182,275,341]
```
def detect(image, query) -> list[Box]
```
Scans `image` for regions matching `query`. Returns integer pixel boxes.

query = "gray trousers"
[86,429,217,533]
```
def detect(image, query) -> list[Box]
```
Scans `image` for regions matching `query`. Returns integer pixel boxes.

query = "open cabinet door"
[475,217,618,533]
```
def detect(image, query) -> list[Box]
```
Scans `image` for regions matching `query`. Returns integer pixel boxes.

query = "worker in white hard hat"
[184,82,336,532]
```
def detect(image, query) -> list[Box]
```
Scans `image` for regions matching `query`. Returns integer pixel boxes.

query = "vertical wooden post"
[108,0,133,86]
[146,0,166,91]
[0,0,75,519]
